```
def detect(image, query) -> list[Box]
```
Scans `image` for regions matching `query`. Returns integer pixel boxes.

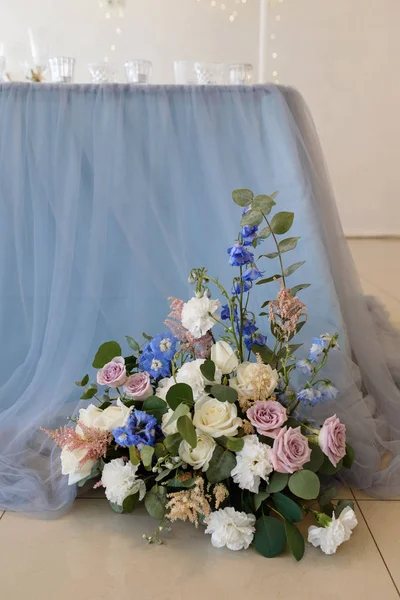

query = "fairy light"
[195,0,246,22]
[269,0,283,84]
[98,0,126,61]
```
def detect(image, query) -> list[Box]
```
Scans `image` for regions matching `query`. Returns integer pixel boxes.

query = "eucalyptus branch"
[261,210,286,286]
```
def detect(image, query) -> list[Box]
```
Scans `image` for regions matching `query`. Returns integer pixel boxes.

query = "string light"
[98,0,126,60]
[269,0,283,84]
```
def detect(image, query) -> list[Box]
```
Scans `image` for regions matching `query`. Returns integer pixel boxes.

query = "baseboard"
[345,232,400,239]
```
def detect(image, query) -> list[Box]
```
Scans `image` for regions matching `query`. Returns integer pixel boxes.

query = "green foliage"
[80,385,98,400]
[125,335,140,352]
[240,210,263,227]
[253,515,287,558]
[129,446,140,466]
[343,443,355,469]
[251,195,276,214]
[109,501,124,513]
[140,445,155,470]
[303,444,325,473]
[290,283,311,296]
[289,470,320,500]
[318,456,343,475]
[206,446,237,483]
[217,435,244,452]
[145,485,167,520]
[92,341,122,368]
[167,477,197,489]
[76,462,101,487]
[284,520,305,561]
[272,492,303,523]
[278,237,300,253]
[265,472,289,493]
[165,402,190,427]
[75,374,89,387]
[122,493,139,513]
[334,499,354,517]
[163,433,183,455]
[283,261,305,278]
[318,485,338,507]
[98,400,112,410]
[166,383,194,410]
[177,415,197,448]
[143,396,169,421]
[210,384,238,404]
[262,252,279,259]
[252,344,278,367]
[254,491,270,511]
[270,211,294,235]
[258,226,271,239]
[154,442,168,459]
[200,359,216,382]
[232,188,254,207]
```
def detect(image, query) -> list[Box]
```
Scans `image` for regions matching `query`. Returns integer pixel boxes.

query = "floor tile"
[358,501,400,592]
[353,489,400,501]
[348,239,400,302]
[0,501,398,600]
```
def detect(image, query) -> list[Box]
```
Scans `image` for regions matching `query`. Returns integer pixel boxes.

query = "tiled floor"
[0,239,399,600]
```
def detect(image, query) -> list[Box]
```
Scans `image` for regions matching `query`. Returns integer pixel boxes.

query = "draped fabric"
[1,83,399,516]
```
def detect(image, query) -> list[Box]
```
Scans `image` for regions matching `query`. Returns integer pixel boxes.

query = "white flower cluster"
[308,507,358,555]
[231,435,273,493]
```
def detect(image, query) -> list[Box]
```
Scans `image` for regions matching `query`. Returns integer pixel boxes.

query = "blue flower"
[318,382,339,401]
[112,410,158,450]
[242,266,264,282]
[242,206,251,215]
[139,348,171,378]
[150,331,177,361]
[227,243,254,267]
[296,387,323,407]
[242,318,258,336]
[241,225,258,246]
[296,359,314,375]
[309,338,325,363]
[221,304,238,321]
[245,332,267,351]
[232,278,252,295]
[320,333,340,350]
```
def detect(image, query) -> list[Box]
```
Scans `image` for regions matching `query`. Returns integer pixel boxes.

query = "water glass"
[125,60,152,84]
[194,62,225,85]
[48,57,75,83]
[88,62,116,83]
[228,63,253,85]
[173,60,197,84]
[0,57,6,81]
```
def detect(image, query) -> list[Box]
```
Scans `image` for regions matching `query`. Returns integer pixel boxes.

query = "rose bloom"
[247,400,287,438]
[61,447,96,486]
[78,399,132,433]
[319,414,346,467]
[193,395,242,438]
[97,356,128,388]
[179,429,216,471]
[229,362,278,399]
[123,371,153,401]
[211,341,239,375]
[270,426,311,474]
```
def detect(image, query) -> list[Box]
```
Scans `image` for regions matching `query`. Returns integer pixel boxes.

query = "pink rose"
[123,372,153,401]
[247,400,287,438]
[319,415,346,467]
[97,356,128,388]
[270,426,311,474]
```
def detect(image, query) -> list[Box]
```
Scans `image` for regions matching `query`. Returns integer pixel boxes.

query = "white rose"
[101,458,146,506]
[155,377,175,401]
[230,362,279,399]
[231,435,273,494]
[308,507,358,555]
[205,507,256,551]
[61,447,96,486]
[156,360,222,403]
[78,399,132,433]
[179,429,216,471]
[193,395,242,438]
[181,296,221,339]
[211,341,239,375]
[161,409,193,436]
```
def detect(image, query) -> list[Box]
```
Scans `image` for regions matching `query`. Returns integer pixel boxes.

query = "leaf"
[278,237,300,253]
[334,499,354,518]
[143,396,168,420]
[303,443,325,473]
[256,274,281,285]
[200,359,216,382]
[258,226,271,239]
[252,238,259,249]
[319,485,338,506]
[240,209,263,227]
[177,415,197,448]
[270,211,294,235]
[125,335,140,352]
[253,515,287,558]
[140,445,155,470]
[251,195,276,214]
[163,433,182,455]
[144,485,167,520]
[265,472,289,494]
[290,283,311,296]
[206,446,237,483]
[154,442,167,459]
[165,402,190,427]
[129,446,140,466]
[262,252,279,259]
[142,332,152,341]
[166,383,194,410]
[343,443,355,469]
[288,320,307,341]
[232,188,254,207]
[92,341,122,368]
[109,501,124,513]
[98,400,112,410]
[283,261,305,278]
[80,385,98,400]
[211,384,238,404]
[252,344,277,366]
[254,491,270,511]
[122,493,139,514]
[284,520,305,561]
[76,462,101,487]
[272,492,303,522]
[260,299,271,309]
[217,436,244,452]
[288,470,320,500]
[75,374,89,387]
[155,468,172,482]
[270,191,279,200]
[167,477,197,489]
[318,456,343,475]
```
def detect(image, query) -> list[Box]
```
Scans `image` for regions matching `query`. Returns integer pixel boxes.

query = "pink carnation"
[270,426,311,474]
[123,371,153,401]
[97,356,128,388]
[247,400,287,438]
[319,415,346,467]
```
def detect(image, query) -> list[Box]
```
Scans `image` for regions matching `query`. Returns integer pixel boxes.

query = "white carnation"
[101,458,146,506]
[205,507,256,551]
[308,506,358,555]
[181,296,221,339]
[231,435,273,493]
[156,359,222,403]
[179,429,216,471]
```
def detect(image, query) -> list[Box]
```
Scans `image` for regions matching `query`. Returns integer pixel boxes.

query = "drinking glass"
[194,62,225,85]
[48,57,75,83]
[88,62,116,83]
[27,27,48,81]
[173,60,197,84]
[124,60,152,84]
[228,63,253,85]
[0,57,6,81]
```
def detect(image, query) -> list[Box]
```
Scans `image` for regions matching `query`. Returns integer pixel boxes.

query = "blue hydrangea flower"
[139,348,171,378]
[232,278,252,295]
[221,304,238,321]
[296,359,314,375]
[309,338,325,363]
[112,410,158,449]
[241,225,258,246]
[227,243,254,267]
[296,387,323,407]
[318,382,339,401]
[149,331,177,361]
[242,266,264,282]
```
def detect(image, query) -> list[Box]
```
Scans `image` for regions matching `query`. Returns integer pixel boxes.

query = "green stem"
[261,211,286,287]
[239,266,244,360]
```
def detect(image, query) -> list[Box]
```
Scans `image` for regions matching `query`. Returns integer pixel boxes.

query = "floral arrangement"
[44,189,357,560]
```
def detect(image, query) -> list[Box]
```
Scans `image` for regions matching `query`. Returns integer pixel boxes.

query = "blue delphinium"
[320,333,340,350]
[296,387,323,407]
[139,346,171,378]
[242,265,264,282]
[149,331,177,361]
[227,242,254,267]
[241,225,258,246]
[242,317,258,337]
[309,338,325,363]
[245,332,267,351]
[112,410,158,449]
[221,304,238,321]
[232,278,252,295]
[318,381,339,401]
[296,359,314,375]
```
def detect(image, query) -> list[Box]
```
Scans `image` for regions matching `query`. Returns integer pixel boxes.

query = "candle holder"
[173,61,197,85]
[228,63,253,85]
[124,60,152,84]
[0,57,6,82]
[88,62,116,83]
[48,57,75,83]
[194,62,225,85]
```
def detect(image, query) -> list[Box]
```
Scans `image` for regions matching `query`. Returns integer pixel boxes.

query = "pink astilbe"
[165,297,213,359]
[42,422,112,467]
[269,281,307,340]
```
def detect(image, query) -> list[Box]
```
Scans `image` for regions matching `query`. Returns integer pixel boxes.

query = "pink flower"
[270,426,311,474]
[247,400,287,438]
[123,371,153,401]
[97,356,128,388]
[319,415,346,467]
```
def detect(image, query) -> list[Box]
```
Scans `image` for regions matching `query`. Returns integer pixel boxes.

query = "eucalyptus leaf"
[166,383,194,410]
[143,396,169,420]
[98,400,112,410]
[284,520,305,561]
[240,209,263,227]
[258,226,271,239]
[154,442,167,459]
[167,477,197,489]
[288,470,320,500]
[252,345,278,368]
[251,195,276,214]
[270,211,294,235]
[232,188,254,207]
[129,446,140,466]
[166,402,190,427]
[163,433,183,455]
[200,359,216,383]
[142,332,152,341]
[92,341,122,369]
[122,493,139,514]
[303,444,325,473]
[263,252,279,259]
[254,491,270,511]
[144,485,167,520]
[256,274,281,285]
[253,515,287,558]
[283,261,306,278]
[80,385,98,400]
[155,468,172,482]
[343,443,355,469]
[265,472,289,494]
[319,485,338,506]
[206,446,237,483]
[334,499,354,517]
[210,384,238,404]
[75,374,89,387]
[140,445,155,470]
[278,237,300,253]
[318,456,343,475]
[217,435,244,452]
[177,415,197,448]
[290,283,311,296]
[125,335,140,352]
[272,492,303,523]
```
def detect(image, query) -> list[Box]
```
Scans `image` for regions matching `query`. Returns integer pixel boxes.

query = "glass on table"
[124,60,152,84]
[88,62,116,83]
[48,57,75,83]
[173,60,197,84]
[0,56,6,81]
[194,62,225,85]
[228,63,253,85]
[26,27,48,82]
